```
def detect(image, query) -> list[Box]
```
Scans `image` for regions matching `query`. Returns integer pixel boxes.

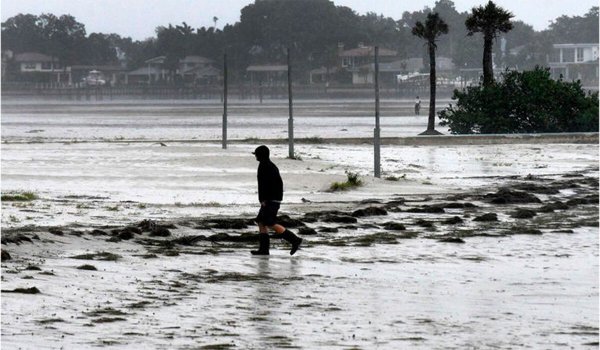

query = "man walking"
[251,145,302,256]
[415,96,421,115]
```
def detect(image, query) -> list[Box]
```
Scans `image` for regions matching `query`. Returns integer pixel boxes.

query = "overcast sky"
[1,0,597,41]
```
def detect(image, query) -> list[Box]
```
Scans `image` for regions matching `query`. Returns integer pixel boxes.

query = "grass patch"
[2,191,38,202]
[287,153,303,161]
[302,136,324,144]
[105,205,119,211]
[329,171,363,192]
[385,174,406,181]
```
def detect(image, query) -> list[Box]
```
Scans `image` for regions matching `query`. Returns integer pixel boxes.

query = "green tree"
[439,67,599,134]
[412,12,449,135]
[38,14,87,65]
[547,7,599,44]
[82,33,117,65]
[156,22,195,82]
[465,1,513,87]
[1,14,44,53]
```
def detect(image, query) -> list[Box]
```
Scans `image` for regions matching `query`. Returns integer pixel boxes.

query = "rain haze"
[1,0,598,40]
[1,0,598,349]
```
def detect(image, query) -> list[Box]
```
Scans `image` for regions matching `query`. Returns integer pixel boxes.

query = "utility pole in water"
[287,47,295,159]
[374,46,381,178]
[222,53,228,149]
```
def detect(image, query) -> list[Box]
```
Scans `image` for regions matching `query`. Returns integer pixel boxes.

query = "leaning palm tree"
[412,12,449,135]
[465,1,513,87]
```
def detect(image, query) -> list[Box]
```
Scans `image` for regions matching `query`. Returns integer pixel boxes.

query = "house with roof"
[127,56,169,84]
[13,52,67,83]
[246,64,288,85]
[128,55,219,85]
[338,44,397,70]
[547,43,599,87]
[336,44,398,85]
[179,56,218,85]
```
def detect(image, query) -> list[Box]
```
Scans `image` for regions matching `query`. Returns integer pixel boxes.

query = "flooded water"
[1,98,450,142]
[1,100,598,349]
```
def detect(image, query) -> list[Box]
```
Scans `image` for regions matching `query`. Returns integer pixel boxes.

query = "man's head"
[253,145,270,162]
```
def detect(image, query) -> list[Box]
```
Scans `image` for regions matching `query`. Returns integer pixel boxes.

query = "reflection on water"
[251,256,302,348]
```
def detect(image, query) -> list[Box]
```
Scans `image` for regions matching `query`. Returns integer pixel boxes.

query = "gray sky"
[1,0,597,41]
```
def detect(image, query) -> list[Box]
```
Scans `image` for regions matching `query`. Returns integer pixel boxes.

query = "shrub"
[330,171,363,191]
[1,191,38,201]
[439,67,599,134]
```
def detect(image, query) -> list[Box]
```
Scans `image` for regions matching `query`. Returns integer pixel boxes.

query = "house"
[350,57,454,86]
[181,65,220,85]
[309,66,338,84]
[127,66,163,85]
[127,55,219,85]
[338,44,397,70]
[336,44,398,85]
[246,64,288,85]
[547,43,599,87]
[179,56,218,85]
[13,52,67,83]
[352,60,407,85]
[134,56,169,83]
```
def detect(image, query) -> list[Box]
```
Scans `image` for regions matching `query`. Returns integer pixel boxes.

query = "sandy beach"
[1,100,598,349]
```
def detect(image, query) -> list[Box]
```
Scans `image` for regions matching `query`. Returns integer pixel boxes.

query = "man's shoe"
[251,234,270,255]
[281,230,302,255]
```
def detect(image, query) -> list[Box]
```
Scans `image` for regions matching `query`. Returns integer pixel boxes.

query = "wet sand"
[1,100,598,349]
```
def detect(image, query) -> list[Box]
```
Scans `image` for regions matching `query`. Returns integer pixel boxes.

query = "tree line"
[1,0,598,81]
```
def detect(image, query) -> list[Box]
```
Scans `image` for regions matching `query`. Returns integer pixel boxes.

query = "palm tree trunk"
[428,42,436,132]
[483,33,494,87]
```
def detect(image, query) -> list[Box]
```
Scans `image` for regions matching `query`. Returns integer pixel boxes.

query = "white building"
[547,43,599,86]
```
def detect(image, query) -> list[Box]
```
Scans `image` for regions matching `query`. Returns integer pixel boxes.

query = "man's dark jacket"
[257,159,283,202]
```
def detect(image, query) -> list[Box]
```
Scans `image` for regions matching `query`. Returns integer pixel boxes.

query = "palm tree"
[465,1,513,87]
[412,12,449,135]
[213,16,218,28]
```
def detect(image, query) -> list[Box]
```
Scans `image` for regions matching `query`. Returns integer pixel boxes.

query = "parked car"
[82,70,106,86]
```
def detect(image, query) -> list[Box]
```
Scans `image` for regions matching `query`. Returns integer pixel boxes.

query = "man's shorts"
[256,201,280,226]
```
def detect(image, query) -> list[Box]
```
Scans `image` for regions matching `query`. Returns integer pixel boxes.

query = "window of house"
[342,57,350,67]
[562,48,575,63]
[576,48,584,62]
[41,62,52,69]
[549,49,561,63]
[24,63,36,70]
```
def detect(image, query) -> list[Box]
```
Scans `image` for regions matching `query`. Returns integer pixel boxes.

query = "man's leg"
[251,223,270,255]
[271,224,302,256]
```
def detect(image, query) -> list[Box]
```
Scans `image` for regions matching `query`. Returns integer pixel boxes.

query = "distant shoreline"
[2,132,597,146]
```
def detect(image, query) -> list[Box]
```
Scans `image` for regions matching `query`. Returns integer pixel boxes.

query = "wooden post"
[287,48,295,159]
[374,46,381,178]
[222,53,228,149]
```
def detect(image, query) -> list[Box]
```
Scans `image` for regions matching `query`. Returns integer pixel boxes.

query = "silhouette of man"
[415,96,421,115]
[251,145,302,255]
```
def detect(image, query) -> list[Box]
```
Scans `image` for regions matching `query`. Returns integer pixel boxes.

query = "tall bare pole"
[287,47,295,159]
[374,46,381,178]
[222,53,228,149]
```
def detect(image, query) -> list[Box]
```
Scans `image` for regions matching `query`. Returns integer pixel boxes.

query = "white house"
[547,43,599,86]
